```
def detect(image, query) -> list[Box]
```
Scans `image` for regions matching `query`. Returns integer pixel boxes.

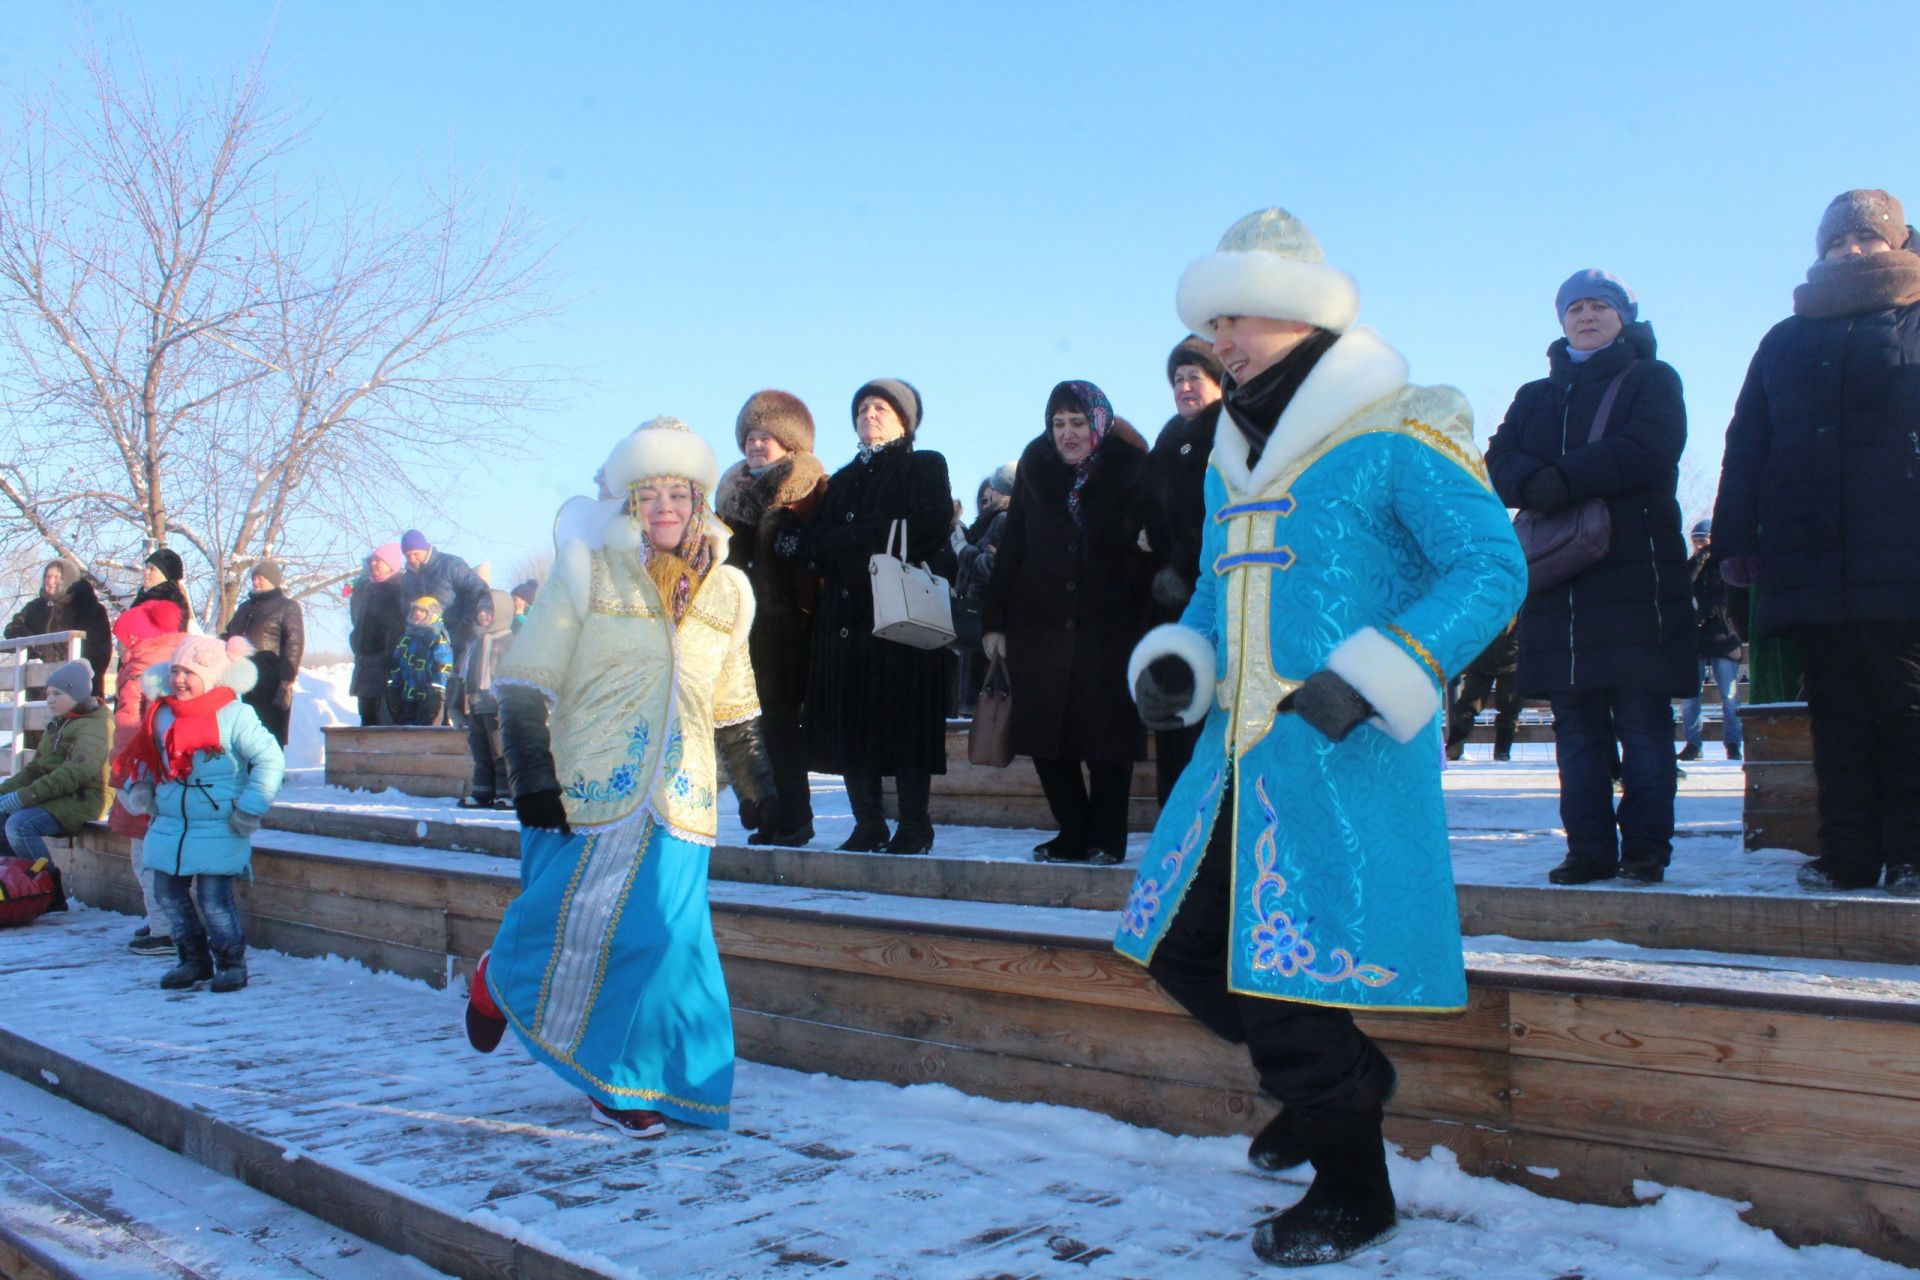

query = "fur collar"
[1210,327,1408,496]
[714,453,827,526]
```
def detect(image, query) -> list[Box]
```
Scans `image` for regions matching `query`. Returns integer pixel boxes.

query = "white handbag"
[870,518,956,650]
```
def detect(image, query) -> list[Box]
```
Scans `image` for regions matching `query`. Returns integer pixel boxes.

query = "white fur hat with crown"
[600,415,722,496]
[1176,208,1361,338]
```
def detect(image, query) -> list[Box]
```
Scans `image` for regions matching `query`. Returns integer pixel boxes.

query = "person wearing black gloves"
[1120,208,1526,1269]
[466,416,775,1142]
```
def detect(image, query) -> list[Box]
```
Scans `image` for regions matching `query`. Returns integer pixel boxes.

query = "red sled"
[0,856,67,926]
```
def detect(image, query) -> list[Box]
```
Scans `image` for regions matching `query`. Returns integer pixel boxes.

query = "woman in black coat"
[1486,270,1696,886]
[800,379,956,855]
[983,381,1151,864]
[1713,189,1920,895]
[5,559,111,695]
[716,390,830,847]
[221,558,305,748]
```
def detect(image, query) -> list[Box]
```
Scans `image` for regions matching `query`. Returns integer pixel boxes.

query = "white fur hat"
[1176,208,1361,337]
[599,416,721,497]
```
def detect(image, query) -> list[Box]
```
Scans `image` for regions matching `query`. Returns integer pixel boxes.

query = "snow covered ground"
[283,753,1837,899]
[0,908,1907,1279]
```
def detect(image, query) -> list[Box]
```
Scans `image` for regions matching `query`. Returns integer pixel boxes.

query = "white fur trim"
[1323,626,1439,744]
[599,417,722,496]
[1177,250,1361,338]
[714,565,755,655]
[1127,624,1216,728]
[1210,327,1410,496]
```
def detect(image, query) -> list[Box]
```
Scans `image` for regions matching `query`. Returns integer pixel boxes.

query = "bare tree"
[0,39,562,625]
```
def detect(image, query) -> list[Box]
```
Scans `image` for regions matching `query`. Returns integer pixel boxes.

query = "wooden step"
[45,825,1920,1267]
[1741,702,1816,855]
[257,808,1920,966]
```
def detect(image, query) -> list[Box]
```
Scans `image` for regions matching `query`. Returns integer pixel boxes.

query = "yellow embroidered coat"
[496,501,759,843]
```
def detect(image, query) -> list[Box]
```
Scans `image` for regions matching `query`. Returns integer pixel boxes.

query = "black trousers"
[1446,668,1521,756]
[762,699,813,834]
[244,682,291,748]
[1799,621,1920,878]
[1032,757,1132,856]
[1146,781,1395,1134]
[466,709,506,800]
[1153,722,1204,806]
[844,762,931,828]
[356,696,387,727]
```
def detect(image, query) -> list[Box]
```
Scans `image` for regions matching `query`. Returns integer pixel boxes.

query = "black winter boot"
[1547,855,1617,885]
[1247,1109,1307,1172]
[161,940,214,991]
[885,822,934,855]
[837,822,891,852]
[1251,1110,1396,1268]
[1796,857,1880,892]
[211,943,248,993]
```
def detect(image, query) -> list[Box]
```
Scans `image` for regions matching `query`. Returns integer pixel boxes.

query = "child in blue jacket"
[388,597,454,726]
[116,635,285,992]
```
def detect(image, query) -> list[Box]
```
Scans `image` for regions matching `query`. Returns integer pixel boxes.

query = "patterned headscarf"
[627,477,714,625]
[1045,380,1113,526]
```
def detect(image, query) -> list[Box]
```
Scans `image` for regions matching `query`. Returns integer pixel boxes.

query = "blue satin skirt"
[485,815,734,1128]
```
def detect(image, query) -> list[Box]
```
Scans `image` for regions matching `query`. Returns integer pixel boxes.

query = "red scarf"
[114,687,237,784]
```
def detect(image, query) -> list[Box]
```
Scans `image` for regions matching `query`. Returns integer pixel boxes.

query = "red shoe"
[465,952,506,1054]
[590,1099,667,1139]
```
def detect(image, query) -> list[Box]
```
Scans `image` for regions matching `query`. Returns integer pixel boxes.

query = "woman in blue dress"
[463,416,777,1138]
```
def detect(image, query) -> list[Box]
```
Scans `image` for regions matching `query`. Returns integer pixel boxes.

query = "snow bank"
[287,662,358,770]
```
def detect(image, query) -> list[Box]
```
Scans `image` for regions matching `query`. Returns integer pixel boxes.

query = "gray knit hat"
[45,659,92,705]
[1816,189,1910,256]
[851,379,922,436]
[986,461,1018,496]
[249,558,284,590]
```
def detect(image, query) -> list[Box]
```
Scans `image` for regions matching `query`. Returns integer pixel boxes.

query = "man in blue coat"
[1125,209,1526,1267]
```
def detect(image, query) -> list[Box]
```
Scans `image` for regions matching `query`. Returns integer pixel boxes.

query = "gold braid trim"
[1386,623,1445,686]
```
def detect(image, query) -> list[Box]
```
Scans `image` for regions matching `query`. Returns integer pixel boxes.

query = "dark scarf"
[1792,248,1920,319]
[1221,329,1341,467]
[133,578,190,615]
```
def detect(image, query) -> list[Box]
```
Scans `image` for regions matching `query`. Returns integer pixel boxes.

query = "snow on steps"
[0,1073,450,1280]
[47,823,1920,1268]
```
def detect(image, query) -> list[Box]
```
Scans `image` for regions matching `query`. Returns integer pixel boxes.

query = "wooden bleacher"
[0,630,85,773]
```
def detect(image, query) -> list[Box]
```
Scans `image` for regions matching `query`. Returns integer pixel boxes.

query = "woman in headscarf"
[465,417,777,1139]
[798,379,956,855]
[984,381,1151,864]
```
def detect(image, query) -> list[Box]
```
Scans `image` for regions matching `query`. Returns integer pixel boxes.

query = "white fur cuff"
[1324,627,1441,744]
[1127,624,1216,729]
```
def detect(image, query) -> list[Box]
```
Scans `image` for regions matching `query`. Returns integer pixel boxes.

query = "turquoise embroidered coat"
[1115,328,1527,1012]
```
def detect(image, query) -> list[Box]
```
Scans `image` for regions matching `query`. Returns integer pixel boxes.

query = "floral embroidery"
[563,720,651,804]
[1119,767,1223,938]
[657,721,713,811]
[1247,776,1397,987]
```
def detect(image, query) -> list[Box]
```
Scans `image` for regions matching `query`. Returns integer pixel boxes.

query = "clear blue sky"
[4,2,1910,648]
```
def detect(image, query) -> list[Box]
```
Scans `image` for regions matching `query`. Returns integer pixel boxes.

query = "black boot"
[885,822,934,855]
[45,864,68,913]
[211,942,248,993]
[1251,1110,1396,1268]
[1547,855,1617,885]
[161,939,214,991]
[1796,857,1880,892]
[1247,1109,1307,1172]
[837,822,891,852]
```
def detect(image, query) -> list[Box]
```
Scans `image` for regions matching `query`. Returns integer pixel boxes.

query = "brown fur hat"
[735,389,816,454]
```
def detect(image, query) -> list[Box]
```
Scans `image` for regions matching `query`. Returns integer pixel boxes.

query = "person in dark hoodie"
[1142,336,1226,803]
[1713,189,1920,897]
[221,559,305,747]
[1487,270,1697,886]
[5,558,111,697]
[983,381,1151,865]
[714,390,829,847]
[348,543,408,726]
[953,463,1016,715]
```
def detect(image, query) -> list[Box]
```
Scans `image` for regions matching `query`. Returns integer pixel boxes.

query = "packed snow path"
[0,910,1905,1279]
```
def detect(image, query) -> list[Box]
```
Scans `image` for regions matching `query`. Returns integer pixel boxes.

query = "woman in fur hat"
[799,379,956,855]
[713,390,829,846]
[465,417,777,1139]
[115,635,284,992]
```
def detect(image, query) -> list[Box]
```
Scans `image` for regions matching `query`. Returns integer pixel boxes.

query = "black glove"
[1278,670,1375,743]
[1521,465,1572,514]
[1135,655,1196,732]
[716,718,779,831]
[514,789,572,835]
[497,685,560,800]
[1149,565,1193,614]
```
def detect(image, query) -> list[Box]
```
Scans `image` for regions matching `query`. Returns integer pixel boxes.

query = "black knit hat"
[145,547,184,582]
[851,379,922,436]
[1167,336,1225,387]
[511,578,540,605]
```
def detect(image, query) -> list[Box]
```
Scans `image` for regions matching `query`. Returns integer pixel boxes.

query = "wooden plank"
[1508,1055,1920,1188]
[1508,991,1920,1100]
[1496,1127,1920,1267]
[732,1007,1275,1139]
[446,911,500,961]
[245,846,514,918]
[1740,702,1811,760]
[268,805,521,859]
[243,915,447,988]
[1458,881,1920,966]
[236,879,447,954]
[328,754,473,781]
[323,768,469,799]
[709,843,1132,911]
[322,725,471,756]
[910,792,1158,832]
[0,1231,63,1280]
[0,705,52,734]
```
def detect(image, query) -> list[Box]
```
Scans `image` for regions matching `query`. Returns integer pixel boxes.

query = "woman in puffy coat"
[108,550,193,955]
[983,381,1151,864]
[116,635,284,993]
[1713,189,1920,896]
[800,379,956,855]
[1486,269,1696,886]
[348,543,407,726]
